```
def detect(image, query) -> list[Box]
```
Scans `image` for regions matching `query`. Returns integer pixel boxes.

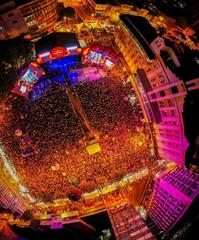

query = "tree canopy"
[0,36,35,92]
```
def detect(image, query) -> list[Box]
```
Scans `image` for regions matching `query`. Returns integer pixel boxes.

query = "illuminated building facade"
[57,0,95,21]
[0,0,28,40]
[115,14,199,167]
[0,181,26,215]
[107,202,155,240]
[57,0,136,21]
[0,162,27,215]
[0,0,59,40]
[146,167,199,232]
[87,0,134,18]
[18,0,59,39]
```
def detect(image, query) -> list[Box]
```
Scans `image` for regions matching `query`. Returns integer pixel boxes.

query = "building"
[0,162,27,215]
[0,0,59,40]
[57,0,95,21]
[115,14,199,167]
[0,0,28,39]
[107,202,155,240]
[153,0,199,33]
[57,0,136,21]
[18,0,59,39]
[146,167,199,232]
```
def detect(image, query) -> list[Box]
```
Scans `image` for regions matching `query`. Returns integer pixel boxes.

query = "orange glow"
[86,142,101,155]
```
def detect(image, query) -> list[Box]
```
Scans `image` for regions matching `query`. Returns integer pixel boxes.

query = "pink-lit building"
[115,14,199,167]
[0,178,26,215]
[107,202,155,240]
[147,167,199,232]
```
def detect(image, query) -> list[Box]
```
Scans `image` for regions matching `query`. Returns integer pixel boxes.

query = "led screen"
[21,69,37,84]
[90,51,102,64]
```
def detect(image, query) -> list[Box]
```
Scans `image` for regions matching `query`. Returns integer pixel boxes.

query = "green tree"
[0,36,35,92]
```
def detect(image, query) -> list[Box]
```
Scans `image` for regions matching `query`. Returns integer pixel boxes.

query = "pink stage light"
[38,52,50,58]
[67,46,78,50]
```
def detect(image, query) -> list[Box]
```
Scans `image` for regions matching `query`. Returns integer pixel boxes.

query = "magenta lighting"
[38,52,50,58]
[67,46,78,50]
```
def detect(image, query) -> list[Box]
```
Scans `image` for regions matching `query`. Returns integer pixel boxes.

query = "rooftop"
[120,14,157,60]
[35,32,80,55]
[95,0,137,5]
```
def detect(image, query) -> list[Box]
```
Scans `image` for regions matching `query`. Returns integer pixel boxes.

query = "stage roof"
[35,33,80,55]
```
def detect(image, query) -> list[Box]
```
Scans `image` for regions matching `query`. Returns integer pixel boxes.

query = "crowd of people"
[0,58,154,202]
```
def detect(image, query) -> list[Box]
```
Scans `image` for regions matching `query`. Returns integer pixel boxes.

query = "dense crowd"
[0,60,153,202]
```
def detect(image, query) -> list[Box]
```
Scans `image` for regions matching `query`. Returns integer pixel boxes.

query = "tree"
[0,35,35,92]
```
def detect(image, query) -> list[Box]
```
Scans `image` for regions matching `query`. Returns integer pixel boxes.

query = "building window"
[160,91,166,97]
[159,101,165,107]
[171,86,178,94]
[160,79,166,84]
[168,100,174,107]
[162,111,168,117]
[171,110,176,117]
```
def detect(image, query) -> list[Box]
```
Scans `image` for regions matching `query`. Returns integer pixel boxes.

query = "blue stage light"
[30,55,80,102]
